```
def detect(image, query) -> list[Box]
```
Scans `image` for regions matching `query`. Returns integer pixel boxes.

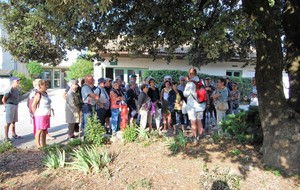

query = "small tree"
[66,58,94,81]
[26,61,43,78]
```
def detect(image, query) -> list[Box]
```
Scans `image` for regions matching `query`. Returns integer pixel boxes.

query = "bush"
[0,140,14,154]
[220,107,263,145]
[122,125,138,143]
[66,58,94,81]
[142,70,252,103]
[26,61,43,78]
[12,71,33,94]
[85,113,107,146]
[166,131,188,154]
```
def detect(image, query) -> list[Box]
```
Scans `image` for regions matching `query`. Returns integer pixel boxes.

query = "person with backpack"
[31,79,53,148]
[28,78,56,140]
[94,78,111,131]
[2,76,21,141]
[183,68,206,144]
[80,75,99,131]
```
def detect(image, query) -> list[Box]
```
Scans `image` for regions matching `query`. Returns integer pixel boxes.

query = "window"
[226,70,242,77]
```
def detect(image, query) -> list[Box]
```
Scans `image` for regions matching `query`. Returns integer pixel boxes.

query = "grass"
[0,140,14,154]
[127,178,152,190]
[265,165,282,177]
[229,149,241,156]
[165,131,188,154]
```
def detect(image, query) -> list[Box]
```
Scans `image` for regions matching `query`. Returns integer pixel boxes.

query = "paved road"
[0,89,69,149]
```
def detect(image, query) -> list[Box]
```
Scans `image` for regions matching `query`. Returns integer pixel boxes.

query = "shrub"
[26,61,43,78]
[85,113,107,146]
[122,125,138,143]
[166,131,188,154]
[0,140,14,154]
[142,70,252,103]
[12,71,33,94]
[220,108,262,145]
[66,58,93,81]
[43,147,65,169]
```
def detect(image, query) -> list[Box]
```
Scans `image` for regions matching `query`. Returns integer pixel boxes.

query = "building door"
[53,69,61,88]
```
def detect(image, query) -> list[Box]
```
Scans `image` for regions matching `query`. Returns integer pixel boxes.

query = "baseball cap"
[98,77,106,84]
[10,76,20,81]
[205,77,211,80]
[130,74,137,78]
[104,77,112,81]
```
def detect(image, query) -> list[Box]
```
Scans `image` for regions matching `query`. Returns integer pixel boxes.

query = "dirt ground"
[0,134,299,190]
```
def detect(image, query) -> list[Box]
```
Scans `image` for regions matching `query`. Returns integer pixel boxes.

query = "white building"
[0,25,28,75]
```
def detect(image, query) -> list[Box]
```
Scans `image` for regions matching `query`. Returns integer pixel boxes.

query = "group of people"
[2,77,54,148]
[1,67,241,147]
[63,68,241,144]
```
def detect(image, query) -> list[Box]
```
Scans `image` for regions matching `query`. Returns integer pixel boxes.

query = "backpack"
[191,80,207,103]
[27,91,41,115]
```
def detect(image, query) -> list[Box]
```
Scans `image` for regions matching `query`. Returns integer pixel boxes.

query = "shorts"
[35,115,51,130]
[187,110,203,121]
[5,104,18,123]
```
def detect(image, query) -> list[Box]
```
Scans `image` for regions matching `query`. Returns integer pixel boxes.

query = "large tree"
[0,0,299,173]
[242,0,300,173]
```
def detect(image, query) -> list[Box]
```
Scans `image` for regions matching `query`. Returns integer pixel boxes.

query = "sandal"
[12,135,22,139]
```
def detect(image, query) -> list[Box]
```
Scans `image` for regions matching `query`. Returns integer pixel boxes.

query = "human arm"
[31,92,41,114]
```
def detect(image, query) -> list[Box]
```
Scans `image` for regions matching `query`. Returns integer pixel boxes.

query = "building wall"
[0,25,29,76]
[94,56,256,84]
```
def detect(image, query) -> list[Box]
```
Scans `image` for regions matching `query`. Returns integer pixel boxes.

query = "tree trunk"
[283,0,300,114]
[243,0,300,173]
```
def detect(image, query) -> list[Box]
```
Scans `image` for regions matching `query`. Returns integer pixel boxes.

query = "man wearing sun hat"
[1,76,21,141]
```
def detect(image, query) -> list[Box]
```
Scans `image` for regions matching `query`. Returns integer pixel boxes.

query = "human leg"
[4,123,10,140]
[68,123,75,138]
[35,129,42,148]
[111,109,119,133]
[139,110,148,129]
[41,130,47,147]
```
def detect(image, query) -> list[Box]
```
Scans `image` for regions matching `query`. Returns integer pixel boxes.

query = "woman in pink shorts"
[31,79,52,148]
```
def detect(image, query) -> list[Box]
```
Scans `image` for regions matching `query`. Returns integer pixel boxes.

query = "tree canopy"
[1,0,299,173]
[0,0,254,66]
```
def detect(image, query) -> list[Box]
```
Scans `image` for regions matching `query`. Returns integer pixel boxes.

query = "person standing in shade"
[168,81,185,135]
[65,80,81,139]
[110,81,126,136]
[147,78,161,130]
[183,68,206,144]
[212,78,229,130]
[202,77,216,130]
[178,75,190,130]
[2,76,21,141]
[126,80,138,126]
[81,75,99,130]
[94,78,110,130]
[137,84,152,130]
[230,82,240,114]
